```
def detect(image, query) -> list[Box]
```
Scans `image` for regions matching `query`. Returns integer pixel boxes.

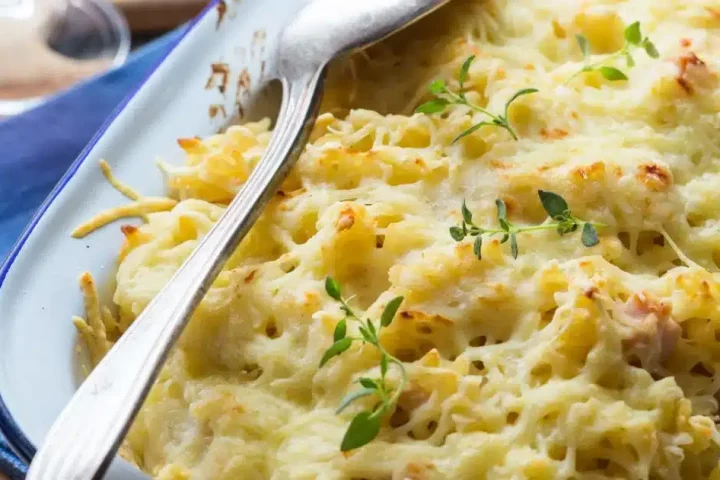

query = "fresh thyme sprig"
[416,55,538,141]
[321,277,406,451]
[567,21,659,83]
[450,190,605,259]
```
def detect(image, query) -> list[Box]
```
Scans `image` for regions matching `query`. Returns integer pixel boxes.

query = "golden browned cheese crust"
[73,0,720,478]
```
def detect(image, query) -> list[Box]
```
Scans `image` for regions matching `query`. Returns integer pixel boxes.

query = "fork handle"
[26,66,327,480]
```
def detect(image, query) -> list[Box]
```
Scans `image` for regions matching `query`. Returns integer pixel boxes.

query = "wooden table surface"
[116,0,206,32]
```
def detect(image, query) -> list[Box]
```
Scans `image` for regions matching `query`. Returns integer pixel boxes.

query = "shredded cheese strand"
[99,160,143,201]
[71,198,177,238]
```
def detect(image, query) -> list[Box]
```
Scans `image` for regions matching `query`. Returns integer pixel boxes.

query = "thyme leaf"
[416,55,538,141]
[450,190,605,258]
[567,22,658,84]
[320,278,407,451]
[340,412,381,452]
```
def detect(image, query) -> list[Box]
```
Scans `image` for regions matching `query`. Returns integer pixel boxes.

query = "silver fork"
[26,0,450,478]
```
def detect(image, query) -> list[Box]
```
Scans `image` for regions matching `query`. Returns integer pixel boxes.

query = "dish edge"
[0,0,219,463]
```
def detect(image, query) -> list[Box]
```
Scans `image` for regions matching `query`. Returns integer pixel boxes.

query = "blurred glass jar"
[0,0,130,116]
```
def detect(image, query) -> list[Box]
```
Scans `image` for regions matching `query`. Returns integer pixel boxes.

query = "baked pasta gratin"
[71,0,720,478]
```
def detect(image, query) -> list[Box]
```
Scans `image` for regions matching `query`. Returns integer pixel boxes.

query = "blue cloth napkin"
[0,28,183,479]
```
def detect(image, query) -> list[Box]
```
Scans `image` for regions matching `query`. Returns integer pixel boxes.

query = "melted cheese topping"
[73,0,720,478]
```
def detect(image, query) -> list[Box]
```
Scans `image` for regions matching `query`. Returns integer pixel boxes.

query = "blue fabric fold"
[0,28,182,478]
[0,441,25,480]
[0,28,183,258]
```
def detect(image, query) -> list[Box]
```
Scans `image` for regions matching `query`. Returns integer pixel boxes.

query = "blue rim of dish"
[0,0,220,465]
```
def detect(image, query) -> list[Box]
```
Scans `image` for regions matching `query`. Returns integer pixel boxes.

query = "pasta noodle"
[73,0,720,478]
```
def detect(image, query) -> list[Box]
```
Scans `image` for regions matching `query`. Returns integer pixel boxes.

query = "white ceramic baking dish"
[0,0,302,477]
